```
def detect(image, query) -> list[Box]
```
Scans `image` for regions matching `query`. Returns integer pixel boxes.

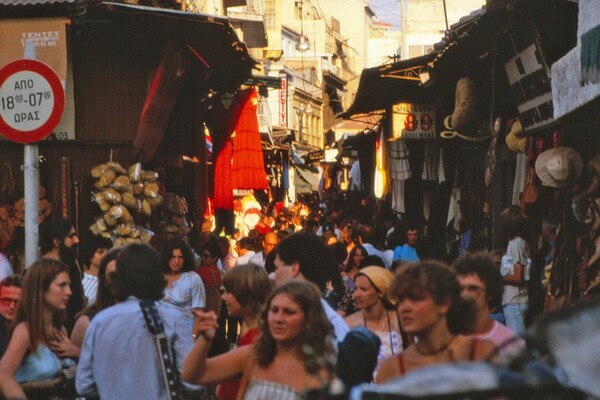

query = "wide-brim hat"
[535,147,583,188]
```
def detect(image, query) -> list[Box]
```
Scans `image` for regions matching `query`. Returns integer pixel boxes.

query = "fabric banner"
[133,43,191,163]
[0,18,74,140]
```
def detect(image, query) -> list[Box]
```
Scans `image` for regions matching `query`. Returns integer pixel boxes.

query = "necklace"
[415,336,454,356]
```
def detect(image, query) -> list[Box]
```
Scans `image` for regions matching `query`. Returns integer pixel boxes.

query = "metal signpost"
[0,59,65,268]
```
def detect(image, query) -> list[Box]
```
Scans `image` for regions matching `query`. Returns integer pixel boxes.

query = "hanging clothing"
[391,180,405,214]
[389,140,411,181]
[345,130,377,195]
[205,89,253,210]
[447,170,462,232]
[231,89,268,190]
[438,147,446,184]
[512,153,528,206]
[349,160,362,191]
[374,126,389,199]
[389,140,411,214]
[421,141,438,181]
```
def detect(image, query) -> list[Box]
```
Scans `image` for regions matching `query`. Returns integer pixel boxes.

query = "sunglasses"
[0,298,20,306]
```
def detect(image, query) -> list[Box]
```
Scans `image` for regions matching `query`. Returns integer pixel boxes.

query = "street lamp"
[295,0,310,52]
[296,35,310,52]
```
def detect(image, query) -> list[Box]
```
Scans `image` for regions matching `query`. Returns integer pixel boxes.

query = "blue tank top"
[15,344,64,383]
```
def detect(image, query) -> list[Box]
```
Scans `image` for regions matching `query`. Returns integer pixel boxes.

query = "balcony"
[227,2,268,48]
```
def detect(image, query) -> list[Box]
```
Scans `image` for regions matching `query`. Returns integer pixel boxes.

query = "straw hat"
[535,147,583,188]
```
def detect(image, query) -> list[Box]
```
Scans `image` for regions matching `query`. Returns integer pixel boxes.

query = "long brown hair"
[254,280,334,374]
[17,259,69,351]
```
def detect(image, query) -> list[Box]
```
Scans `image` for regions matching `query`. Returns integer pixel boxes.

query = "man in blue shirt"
[392,224,420,263]
[76,243,199,399]
[357,224,390,269]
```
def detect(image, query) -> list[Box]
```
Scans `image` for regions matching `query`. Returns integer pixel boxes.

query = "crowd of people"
[0,197,537,399]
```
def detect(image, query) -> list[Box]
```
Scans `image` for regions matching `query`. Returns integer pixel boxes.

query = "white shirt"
[235,251,256,266]
[82,273,99,306]
[321,298,349,343]
[0,253,13,281]
[249,251,266,268]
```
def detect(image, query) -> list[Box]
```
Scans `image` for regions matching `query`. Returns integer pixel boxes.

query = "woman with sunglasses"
[162,238,206,336]
[0,259,75,399]
[375,261,495,383]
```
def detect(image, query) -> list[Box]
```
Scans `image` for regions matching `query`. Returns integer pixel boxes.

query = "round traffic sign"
[0,59,65,144]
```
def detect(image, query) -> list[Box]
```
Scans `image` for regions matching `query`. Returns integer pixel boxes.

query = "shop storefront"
[0,0,256,269]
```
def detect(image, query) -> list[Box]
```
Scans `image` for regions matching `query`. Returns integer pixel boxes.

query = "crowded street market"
[1,0,600,399]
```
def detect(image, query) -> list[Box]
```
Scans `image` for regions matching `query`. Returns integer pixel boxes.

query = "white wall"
[552,0,600,118]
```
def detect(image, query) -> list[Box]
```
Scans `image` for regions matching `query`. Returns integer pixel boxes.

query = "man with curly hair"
[452,251,525,363]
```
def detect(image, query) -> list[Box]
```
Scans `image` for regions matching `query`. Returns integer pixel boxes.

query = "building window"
[265,0,276,30]
[409,45,434,58]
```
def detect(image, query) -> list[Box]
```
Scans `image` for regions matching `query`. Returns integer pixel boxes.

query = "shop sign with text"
[0,18,74,140]
[392,103,435,139]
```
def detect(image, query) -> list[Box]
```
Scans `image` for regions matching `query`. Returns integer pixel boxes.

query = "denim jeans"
[503,303,528,336]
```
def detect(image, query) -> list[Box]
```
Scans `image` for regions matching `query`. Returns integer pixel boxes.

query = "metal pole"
[23,41,40,269]
[24,145,39,268]
[442,0,449,31]
[299,113,303,144]
[400,0,409,60]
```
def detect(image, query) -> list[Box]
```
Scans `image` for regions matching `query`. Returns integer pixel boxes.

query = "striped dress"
[244,380,306,400]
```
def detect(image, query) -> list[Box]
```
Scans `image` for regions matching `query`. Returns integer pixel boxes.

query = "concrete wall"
[552,0,600,118]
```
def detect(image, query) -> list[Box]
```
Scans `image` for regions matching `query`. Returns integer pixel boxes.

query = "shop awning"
[0,1,256,93]
[295,166,320,190]
[340,53,435,119]
[91,2,256,93]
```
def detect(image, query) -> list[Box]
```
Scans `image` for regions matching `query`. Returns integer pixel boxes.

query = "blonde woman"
[344,266,405,376]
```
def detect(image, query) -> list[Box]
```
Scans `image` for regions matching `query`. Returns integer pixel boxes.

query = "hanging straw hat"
[535,147,583,188]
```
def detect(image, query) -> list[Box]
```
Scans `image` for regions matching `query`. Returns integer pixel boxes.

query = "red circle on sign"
[0,59,65,144]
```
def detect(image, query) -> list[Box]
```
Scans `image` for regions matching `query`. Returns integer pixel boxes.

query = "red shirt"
[195,265,222,288]
[216,327,260,399]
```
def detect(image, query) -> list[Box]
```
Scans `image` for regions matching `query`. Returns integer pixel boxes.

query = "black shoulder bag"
[140,299,183,400]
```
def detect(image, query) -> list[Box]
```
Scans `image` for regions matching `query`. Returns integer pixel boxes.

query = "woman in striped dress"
[183,280,335,399]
